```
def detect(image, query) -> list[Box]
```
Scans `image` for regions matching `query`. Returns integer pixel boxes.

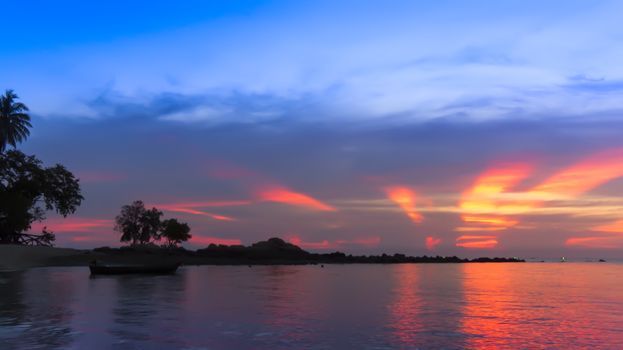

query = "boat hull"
[89,263,180,275]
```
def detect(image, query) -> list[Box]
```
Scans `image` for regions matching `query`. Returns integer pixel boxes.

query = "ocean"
[1,263,622,349]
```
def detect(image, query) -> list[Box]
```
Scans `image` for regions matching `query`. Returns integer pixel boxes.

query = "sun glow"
[456,149,623,249]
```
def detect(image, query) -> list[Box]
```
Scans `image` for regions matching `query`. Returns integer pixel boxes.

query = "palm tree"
[0,90,32,152]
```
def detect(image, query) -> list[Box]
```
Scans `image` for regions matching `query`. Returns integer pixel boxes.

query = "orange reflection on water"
[388,264,423,344]
[460,263,524,349]
[459,263,623,349]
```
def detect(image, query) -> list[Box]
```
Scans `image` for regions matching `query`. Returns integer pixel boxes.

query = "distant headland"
[0,237,524,270]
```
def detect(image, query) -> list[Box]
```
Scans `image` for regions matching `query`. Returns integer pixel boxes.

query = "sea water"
[1,263,622,349]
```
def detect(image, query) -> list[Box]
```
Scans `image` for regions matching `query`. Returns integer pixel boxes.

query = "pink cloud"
[30,218,113,233]
[426,236,441,250]
[257,186,336,211]
[289,236,333,249]
[152,199,251,221]
[565,236,622,249]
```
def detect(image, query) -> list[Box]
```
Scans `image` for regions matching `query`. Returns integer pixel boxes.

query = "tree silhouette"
[115,201,163,245]
[0,150,83,244]
[160,218,191,247]
[0,90,32,152]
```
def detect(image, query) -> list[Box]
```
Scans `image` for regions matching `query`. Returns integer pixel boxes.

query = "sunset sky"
[4,0,623,257]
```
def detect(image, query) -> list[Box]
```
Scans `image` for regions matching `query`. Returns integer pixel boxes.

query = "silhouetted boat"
[89,262,180,275]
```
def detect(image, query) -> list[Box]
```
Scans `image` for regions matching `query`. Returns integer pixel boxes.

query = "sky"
[3,0,623,257]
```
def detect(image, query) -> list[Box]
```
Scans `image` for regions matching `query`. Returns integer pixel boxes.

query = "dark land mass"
[41,237,524,267]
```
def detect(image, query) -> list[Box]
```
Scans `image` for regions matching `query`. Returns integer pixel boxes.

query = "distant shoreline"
[0,238,524,271]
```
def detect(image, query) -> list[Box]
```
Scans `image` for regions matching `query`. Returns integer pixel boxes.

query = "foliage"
[115,201,192,247]
[115,200,163,245]
[160,218,191,247]
[0,150,83,244]
[0,90,32,152]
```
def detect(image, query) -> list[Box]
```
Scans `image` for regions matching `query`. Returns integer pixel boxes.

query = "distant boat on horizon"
[560,257,566,263]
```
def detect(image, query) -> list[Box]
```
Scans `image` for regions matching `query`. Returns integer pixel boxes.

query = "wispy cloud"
[3,1,623,122]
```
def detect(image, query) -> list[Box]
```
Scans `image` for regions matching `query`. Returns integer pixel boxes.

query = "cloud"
[456,235,498,249]
[30,218,113,233]
[565,236,623,249]
[21,109,623,254]
[385,186,423,223]
[257,186,336,211]
[425,236,441,250]
[3,1,623,122]
[153,200,252,221]
[530,147,623,197]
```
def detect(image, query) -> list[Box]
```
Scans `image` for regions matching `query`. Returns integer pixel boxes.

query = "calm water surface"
[1,263,622,349]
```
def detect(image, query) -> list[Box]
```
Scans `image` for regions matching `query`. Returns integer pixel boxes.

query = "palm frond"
[0,90,32,151]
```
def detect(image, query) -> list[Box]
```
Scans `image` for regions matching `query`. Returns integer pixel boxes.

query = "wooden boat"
[89,261,181,275]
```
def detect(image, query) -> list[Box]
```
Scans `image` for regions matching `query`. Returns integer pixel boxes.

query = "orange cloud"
[565,236,622,249]
[531,148,623,197]
[591,220,623,233]
[461,163,533,209]
[257,187,336,211]
[457,163,533,238]
[426,236,441,250]
[456,235,498,249]
[454,226,512,232]
[462,215,518,226]
[385,186,423,223]
[189,235,242,246]
[457,149,623,248]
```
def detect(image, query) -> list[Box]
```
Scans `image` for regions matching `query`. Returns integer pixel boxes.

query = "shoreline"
[0,240,525,271]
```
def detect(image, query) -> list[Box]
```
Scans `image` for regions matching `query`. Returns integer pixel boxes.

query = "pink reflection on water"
[460,263,623,349]
[388,264,424,344]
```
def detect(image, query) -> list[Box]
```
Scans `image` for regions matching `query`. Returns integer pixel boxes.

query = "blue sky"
[4,0,623,121]
[4,1,623,256]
